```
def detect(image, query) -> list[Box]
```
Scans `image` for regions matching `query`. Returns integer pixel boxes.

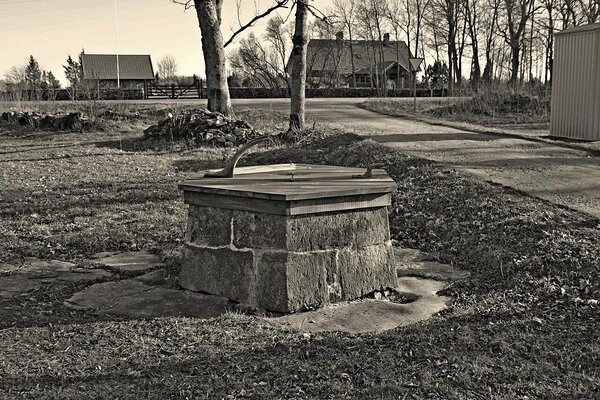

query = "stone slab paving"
[0,248,467,333]
[274,277,449,333]
[65,279,233,319]
[136,268,167,286]
[91,251,165,274]
[0,276,43,300]
[273,247,468,333]
[55,268,113,283]
[0,258,75,275]
[0,258,112,300]
[394,247,471,281]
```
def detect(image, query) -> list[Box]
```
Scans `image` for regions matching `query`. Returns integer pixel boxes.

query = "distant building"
[306,33,412,89]
[81,54,155,88]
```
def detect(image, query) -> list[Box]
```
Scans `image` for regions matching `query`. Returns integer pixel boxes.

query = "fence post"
[171,84,176,99]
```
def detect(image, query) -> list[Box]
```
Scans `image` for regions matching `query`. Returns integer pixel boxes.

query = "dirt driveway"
[233,98,600,219]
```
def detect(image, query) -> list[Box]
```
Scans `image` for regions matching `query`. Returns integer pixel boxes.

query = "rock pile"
[1,111,92,131]
[143,109,262,147]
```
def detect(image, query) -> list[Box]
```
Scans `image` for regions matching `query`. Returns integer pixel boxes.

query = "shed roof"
[81,54,155,80]
[554,22,600,36]
[306,39,411,76]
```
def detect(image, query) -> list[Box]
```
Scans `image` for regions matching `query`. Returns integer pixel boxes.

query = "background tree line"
[228,0,599,94]
[2,55,61,101]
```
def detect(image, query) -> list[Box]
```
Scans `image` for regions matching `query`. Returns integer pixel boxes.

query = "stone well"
[178,163,398,313]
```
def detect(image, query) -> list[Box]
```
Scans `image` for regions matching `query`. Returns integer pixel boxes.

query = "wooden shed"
[550,23,600,141]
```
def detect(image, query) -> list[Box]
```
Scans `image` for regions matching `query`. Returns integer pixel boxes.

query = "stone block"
[186,206,232,247]
[179,244,253,302]
[181,204,395,313]
[352,207,391,248]
[232,211,287,250]
[233,207,390,251]
[337,245,396,299]
[287,208,390,251]
[256,250,334,313]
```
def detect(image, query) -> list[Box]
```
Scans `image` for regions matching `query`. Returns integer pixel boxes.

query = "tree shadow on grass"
[173,158,229,174]
[3,307,591,399]
[0,180,180,218]
[94,137,168,153]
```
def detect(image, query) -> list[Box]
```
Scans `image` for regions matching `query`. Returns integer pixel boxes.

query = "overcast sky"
[0,0,333,85]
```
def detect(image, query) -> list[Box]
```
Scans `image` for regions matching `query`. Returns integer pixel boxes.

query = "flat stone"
[106,287,232,318]
[274,277,449,333]
[1,258,76,276]
[0,276,42,299]
[24,258,76,272]
[393,248,429,263]
[65,279,232,318]
[66,279,152,310]
[136,268,167,286]
[0,262,111,299]
[394,247,470,281]
[91,251,164,274]
[56,268,112,283]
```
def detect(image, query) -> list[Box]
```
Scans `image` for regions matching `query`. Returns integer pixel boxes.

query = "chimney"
[383,33,390,46]
[336,31,344,43]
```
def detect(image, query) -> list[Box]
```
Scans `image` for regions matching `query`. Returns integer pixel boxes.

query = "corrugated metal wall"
[551,24,600,141]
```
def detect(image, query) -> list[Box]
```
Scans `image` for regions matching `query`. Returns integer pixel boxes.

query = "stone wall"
[179,205,396,313]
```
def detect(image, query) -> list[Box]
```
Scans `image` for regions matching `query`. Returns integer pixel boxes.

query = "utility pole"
[114,0,120,88]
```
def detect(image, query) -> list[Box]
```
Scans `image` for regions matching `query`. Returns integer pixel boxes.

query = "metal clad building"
[551,23,600,141]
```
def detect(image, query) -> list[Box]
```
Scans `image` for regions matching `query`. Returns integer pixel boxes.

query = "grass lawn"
[0,104,599,399]
[360,93,551,131]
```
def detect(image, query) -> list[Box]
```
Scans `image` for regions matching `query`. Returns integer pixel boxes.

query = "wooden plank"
[179,178,397,201]
[184,191,289,215]
[179,163,397,201]
[183,191,391,215]
[288,193,391,215]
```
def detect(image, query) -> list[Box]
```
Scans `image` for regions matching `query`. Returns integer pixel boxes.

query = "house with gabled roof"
[81,54,155,88]
[306,33,412,89]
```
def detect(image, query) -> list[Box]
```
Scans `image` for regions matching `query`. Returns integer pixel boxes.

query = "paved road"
[233,98,600,218]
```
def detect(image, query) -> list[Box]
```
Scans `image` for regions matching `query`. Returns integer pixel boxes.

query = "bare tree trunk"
[349,34,357,88]
[465,0,481,91]
[194,0,232,115]
[289,0,309,130]
[482,3,498,87]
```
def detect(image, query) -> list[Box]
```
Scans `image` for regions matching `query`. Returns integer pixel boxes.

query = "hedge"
[228,87,447,99]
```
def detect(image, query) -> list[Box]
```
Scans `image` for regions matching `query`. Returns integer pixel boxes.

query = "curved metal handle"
[204,135,273,178]
[352,163,385,179]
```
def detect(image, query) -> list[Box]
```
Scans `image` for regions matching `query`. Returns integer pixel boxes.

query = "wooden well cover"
[179,164,398,215]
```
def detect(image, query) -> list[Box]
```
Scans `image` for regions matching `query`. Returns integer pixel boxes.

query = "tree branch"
[171,0,194,10]
[224,0,290,48]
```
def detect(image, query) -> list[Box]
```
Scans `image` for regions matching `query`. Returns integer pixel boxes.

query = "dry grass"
[0,107,599,399]
[361,91,551,130]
